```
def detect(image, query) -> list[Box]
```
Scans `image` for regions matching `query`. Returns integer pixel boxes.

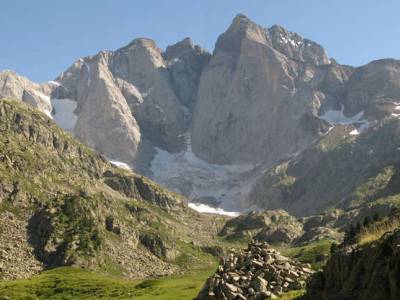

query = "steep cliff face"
[191,14,342,165]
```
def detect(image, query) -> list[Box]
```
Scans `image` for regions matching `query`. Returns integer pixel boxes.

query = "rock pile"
[196,242,314,299]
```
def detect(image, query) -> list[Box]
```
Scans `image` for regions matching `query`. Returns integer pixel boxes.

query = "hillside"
[305,222,400,299]
[0,98,232,281]
[247,118,400,216]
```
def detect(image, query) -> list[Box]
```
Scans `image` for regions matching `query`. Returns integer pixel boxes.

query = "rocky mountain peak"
[164,37,194,57]
[125,37,159,50]
[214,14,269,56]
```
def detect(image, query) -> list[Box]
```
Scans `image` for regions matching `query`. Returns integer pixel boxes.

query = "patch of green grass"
[0,266,215,300]
[280,289,306,300]
[281,240,332,269]
[130,269,214,300]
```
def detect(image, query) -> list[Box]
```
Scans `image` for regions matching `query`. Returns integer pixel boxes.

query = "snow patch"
[188,203,239,217]
[48,80,61,87]
[320,105,365,125]
[150,142,257,212]
[110,160,132,171]
[51,98,77,133]
[31,90,51,104]
[349,129,360,136]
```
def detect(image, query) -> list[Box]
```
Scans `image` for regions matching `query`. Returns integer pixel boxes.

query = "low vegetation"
[281,240,332,269]
[356,213,400,246]
[0,267,215,300]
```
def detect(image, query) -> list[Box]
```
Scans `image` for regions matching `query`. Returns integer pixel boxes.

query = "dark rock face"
[164,38,211,112]
[343,59,400,116]
[305,230,400,300]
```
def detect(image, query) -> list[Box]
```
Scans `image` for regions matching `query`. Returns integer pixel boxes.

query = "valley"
[1,11,400,300]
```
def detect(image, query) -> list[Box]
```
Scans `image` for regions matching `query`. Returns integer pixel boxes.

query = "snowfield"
[188,203,239,217]
[320,105,370,135]
[150,133,262,214]
[109,160,132,171]
[51,98,77,133]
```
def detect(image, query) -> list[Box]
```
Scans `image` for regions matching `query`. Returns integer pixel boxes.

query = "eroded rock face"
[0,70,53,117]
[191,14,332,165]
[164,37,211,112]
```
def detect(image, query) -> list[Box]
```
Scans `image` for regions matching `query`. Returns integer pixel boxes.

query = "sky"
[1,0,399,82]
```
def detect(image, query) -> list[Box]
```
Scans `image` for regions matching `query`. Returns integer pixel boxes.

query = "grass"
[280,290,306,300]
[0,266,216,300]
[281,240,332,269]
[357,217,400,246]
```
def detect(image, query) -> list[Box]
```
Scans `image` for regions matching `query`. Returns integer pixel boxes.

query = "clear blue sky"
[1,0,399,82]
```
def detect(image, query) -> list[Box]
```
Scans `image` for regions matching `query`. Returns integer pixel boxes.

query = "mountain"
[2,14,400,215]
[0,99,230,281]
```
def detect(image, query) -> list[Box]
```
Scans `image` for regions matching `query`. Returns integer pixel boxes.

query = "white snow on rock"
[110,160,132,171]
[349,129,360,136]
[320,105,365,125]
[320,105,371,136]
[31,90,51,104]
[47,80,61,87]
[150,134,260,213]
[188,203,239,217]
[51,98,77,133]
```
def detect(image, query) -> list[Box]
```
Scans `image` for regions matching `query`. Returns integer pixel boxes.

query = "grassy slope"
[0,267,213,300]
[0,98,236,280]
[281,239,332,269]
[0,266,305,300]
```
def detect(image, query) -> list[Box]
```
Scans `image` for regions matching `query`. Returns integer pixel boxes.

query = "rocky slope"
[305,229,400,300]
[0,99,231,280]
[246,118,400,216]
[2,14,400,214]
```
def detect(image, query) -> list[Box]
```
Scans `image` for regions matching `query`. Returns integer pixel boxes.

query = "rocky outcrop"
[219,209,344,245]
[0,70,53,117]
[305,230,400,300]
[219,210,304,244]
[196,241,314,299]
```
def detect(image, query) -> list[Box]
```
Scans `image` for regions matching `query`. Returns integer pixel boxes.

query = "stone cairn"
[196,242,314,299]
